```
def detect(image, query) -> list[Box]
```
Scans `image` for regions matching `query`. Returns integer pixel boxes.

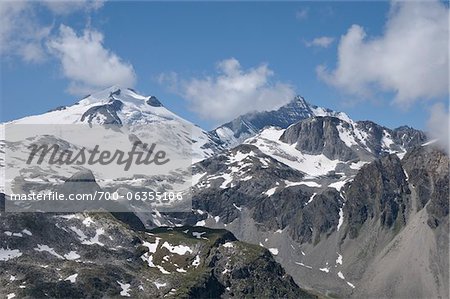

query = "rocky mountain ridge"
[167,144,448,298]
[1,86,446,299]
[211,96,352,147]
[0,208,316,298]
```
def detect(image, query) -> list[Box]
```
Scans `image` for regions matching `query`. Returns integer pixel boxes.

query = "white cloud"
[47,25,136,95]
[0,0,104,63]
[427,102,450,154]
[317,1,449,106]
[305,36,335,48]
[19,25,54,63]
[0,1,49,63]
[0,1,27,46]
[42,0,104,15]
[1,1,134,95]
[161,58,295,123]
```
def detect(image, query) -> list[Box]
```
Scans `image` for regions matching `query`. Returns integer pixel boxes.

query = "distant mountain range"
[0,86,447,299]
[211,95,352,147]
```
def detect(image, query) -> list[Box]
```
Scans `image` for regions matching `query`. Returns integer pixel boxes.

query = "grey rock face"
[146,96,163,107]
[279,117,426,163]
[338,146,449,299]
[402,146,449,228]
[392,125,427,149]
[280,116,357,161]
[353,121,386,155]
[289,189,342,244]
[355,121,426,155]
[80,99,123,125]
[0,193,4,212]
[343,154,409,239]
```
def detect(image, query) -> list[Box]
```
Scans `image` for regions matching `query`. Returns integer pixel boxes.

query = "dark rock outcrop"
[343,154,409,239]
[80,99,123,125]
[281,116,357,161]
[402,146,449,228]
[0,193,4,212]
[146,96,163,107]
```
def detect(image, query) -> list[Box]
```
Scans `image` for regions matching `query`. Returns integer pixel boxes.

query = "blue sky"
[1,1,448,132]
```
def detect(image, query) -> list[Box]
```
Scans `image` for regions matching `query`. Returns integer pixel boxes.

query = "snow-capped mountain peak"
[244,115,425,175]
[211,95,353,147]
[7,86,223,161]
[12,86,177,126]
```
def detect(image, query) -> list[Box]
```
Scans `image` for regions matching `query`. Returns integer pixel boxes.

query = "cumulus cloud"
[427,102,450,154]
[0,1,49,63]
[42,0,104,15]
[317,1,449,106]
[305,36,335,48]
[0,0,103,63]
[1,1,135,95]
[47,25,136,95]
[161,58,295,123]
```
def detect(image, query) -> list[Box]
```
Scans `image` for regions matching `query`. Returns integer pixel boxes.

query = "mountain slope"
[0,210,316,299]
[338,146,449,298]
[1,86,225,212]
[174,144,447,298]
[1,85,443,299]
[162,108,441,297]
[211,96,352,147]
[8,86,223,162]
